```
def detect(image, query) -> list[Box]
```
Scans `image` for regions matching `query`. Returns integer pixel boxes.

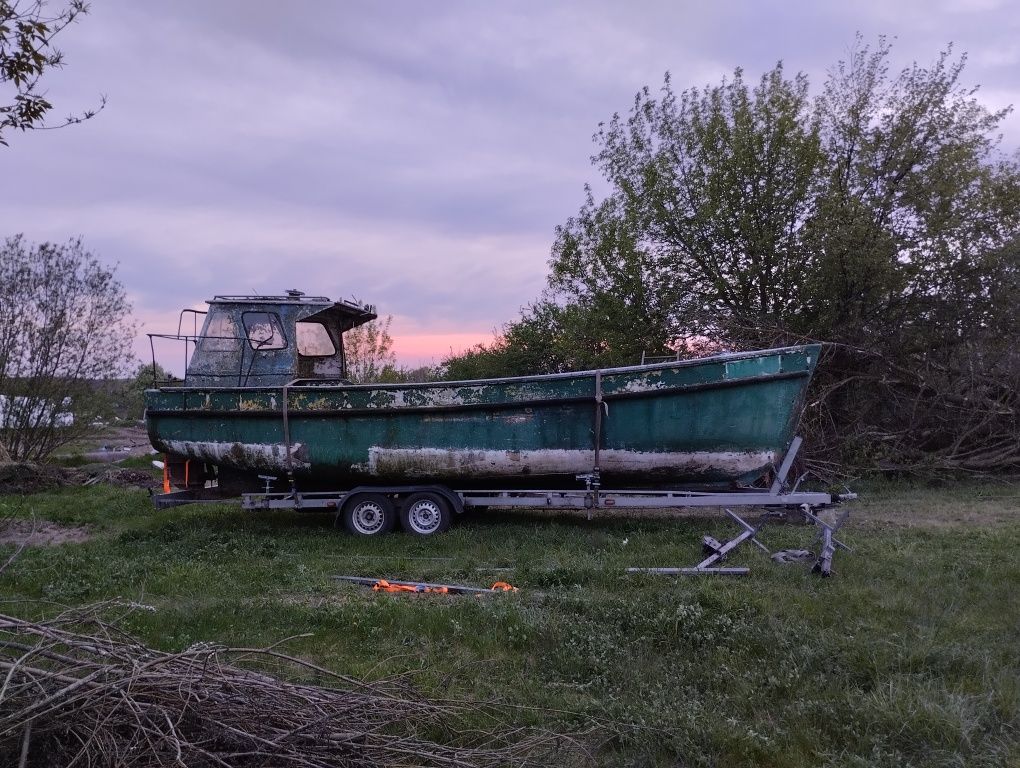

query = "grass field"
[0,480,1017,767]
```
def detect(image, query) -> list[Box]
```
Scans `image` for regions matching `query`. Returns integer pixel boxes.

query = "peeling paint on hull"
[154,438,775,484]
[155,439,310,472]
[357,447,777,480]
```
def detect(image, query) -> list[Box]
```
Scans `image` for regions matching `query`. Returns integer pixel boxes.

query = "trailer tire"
[342,493,397,536]
[400,493,452,536]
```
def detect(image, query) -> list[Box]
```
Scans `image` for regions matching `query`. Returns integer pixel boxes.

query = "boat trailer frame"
[154,436,854,575]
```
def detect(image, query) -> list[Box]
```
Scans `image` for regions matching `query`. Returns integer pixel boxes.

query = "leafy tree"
[0,0,103,146]
[442,294,675,380]
[442,305,565,380]
[588,64,825,342]
[441,342,508,381]
[343,315,397,383]
[376,364,439,384]
[0,235,135,461]
[447,37,1020,472]
[120,361,176,421]
[801,42,1016,348]
[447,62,823,377]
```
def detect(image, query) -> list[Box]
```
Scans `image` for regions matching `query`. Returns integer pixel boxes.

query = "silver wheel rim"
[407,499,443,534]
[351,500,386,535]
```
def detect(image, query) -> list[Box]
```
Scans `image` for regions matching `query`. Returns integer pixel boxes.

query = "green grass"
[0,482,1017,767]
[49,453,91,467]
[110,453,161,470]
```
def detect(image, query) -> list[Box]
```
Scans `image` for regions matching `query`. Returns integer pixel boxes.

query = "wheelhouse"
[149,291,376,387]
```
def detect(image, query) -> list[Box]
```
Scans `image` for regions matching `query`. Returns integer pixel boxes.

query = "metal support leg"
[770,436,803,494]
[801,506,851,577]
[627,509,770,576]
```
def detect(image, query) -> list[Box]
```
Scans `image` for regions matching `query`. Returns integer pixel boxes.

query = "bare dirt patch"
[0,519,91,547]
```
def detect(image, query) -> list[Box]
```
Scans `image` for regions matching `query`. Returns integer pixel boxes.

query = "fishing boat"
[145,292,821,499]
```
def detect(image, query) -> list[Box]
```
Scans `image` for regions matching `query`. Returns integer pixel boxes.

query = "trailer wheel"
[400,493,452,536]
[342,494,396,536]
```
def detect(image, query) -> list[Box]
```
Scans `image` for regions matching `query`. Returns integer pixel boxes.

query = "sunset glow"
[390,332,494,369]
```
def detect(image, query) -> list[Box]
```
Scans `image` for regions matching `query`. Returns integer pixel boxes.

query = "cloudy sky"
[3,0,1018,370]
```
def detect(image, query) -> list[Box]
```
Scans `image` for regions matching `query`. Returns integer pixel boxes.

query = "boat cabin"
[153,291,377,387]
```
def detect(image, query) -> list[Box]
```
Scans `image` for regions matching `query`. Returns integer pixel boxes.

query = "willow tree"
[0,236,135,461]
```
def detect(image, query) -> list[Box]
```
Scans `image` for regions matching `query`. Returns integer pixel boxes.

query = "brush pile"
[0,462,162,495]
[0,462,79,495]
[0,603,584,767]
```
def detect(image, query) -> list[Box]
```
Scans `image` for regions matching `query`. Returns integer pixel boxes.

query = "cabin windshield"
[242,312,287,350]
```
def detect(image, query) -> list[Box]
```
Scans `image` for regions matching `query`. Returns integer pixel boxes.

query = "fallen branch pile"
[0,603,585,767]
[0,463,160,496]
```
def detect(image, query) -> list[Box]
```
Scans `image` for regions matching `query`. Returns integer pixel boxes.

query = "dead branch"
[0,604,593,767]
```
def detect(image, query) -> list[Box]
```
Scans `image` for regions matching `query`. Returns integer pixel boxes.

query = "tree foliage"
[445,38,1020,473]
[0,235,135,461]
[0,0,103,146]
[343,315,397,384]
[119,361,176,422]
[442,293,674,380]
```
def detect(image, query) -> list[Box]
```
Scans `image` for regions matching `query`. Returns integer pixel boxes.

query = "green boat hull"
[145,345,820,489]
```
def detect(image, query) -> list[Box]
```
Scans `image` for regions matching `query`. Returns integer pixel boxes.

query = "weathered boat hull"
[145,345,820,489]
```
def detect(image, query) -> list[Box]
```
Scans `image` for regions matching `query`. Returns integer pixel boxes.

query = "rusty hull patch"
[355,447,776,480]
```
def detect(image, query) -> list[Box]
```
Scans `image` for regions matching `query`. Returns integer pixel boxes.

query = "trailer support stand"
[802,505,851,577]
[626,508,770,576]
[770,436,802,494]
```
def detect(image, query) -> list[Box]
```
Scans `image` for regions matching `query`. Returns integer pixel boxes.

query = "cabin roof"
[206,291,377,332]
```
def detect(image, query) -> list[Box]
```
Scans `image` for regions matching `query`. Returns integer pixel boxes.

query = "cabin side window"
[242,312,287,350]
[296,322,336,357]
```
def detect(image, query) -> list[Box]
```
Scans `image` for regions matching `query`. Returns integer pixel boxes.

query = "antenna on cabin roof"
[286,289,305,298]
